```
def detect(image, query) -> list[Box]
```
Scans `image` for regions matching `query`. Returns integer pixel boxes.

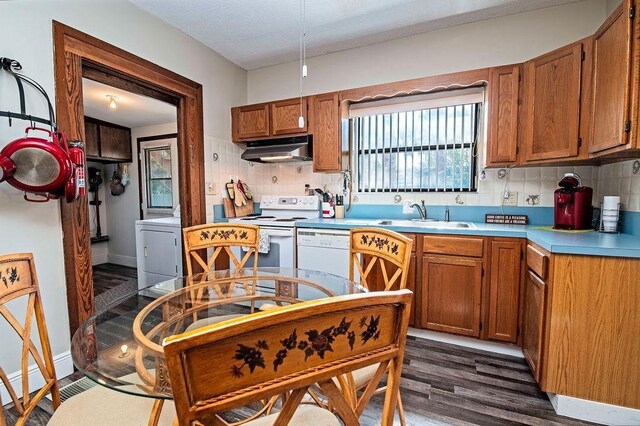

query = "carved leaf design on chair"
[200,229,250,242]
[360,234,399,255]
[231,340,269,377]
[0,267,20,288]
[359,315,381,344]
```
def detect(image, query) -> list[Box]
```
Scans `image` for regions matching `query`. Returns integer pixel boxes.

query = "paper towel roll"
[603,196,620,210]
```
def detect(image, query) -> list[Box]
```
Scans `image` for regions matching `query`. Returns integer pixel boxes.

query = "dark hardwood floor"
[3,334,592,425]
[93,262,137,297]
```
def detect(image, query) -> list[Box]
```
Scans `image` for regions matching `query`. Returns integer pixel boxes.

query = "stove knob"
[291,199,298,204]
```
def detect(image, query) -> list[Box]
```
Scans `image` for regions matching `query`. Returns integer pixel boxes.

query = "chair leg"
[396,390,406,426]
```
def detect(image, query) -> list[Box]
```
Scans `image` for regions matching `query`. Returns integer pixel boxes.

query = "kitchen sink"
[375,219,476,229]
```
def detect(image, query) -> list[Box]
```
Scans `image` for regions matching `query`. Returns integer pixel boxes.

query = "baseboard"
[0,350,73,405]
[107,253,137,268]
[408,328,524,358]
[548,393,640,425]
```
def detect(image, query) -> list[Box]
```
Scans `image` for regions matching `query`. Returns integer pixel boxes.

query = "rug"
[94,279,138,312]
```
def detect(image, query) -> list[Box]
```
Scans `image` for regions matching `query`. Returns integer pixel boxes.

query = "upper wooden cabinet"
[84,116,132,163]
[486,65,521,167]
[589,1,635,155]
[312,93,341,172]
[271,98,308,136]
[233,103,270,140]
[521,42,584,163]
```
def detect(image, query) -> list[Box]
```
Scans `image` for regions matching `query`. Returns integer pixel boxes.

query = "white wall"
[104,122,177,267]
[244,0,608,208]
[0,0,246,379]
[247,0,607,102]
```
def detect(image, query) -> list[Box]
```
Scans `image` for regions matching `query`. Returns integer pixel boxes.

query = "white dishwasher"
[297,228,351,279]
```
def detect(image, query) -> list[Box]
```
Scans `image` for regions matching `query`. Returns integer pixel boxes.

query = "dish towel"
[241,234,270,254]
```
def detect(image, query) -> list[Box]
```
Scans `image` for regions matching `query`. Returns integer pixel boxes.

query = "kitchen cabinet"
[84,120,100,157]
[312,92,341,172]
[422,254,483,337]
[84,116,132,163]
[486,65,520,167]
[271,98,308,136]
[233,103,270,140]
[522,270,546,383]
[589,1,635,155]
[521,41,584,163]
[487,239,523,343]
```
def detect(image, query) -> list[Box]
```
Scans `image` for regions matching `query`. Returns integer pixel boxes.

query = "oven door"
[230,226,295,269]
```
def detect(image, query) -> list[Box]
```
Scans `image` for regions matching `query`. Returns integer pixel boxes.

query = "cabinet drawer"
[527,244,549,280]
[423,235,483,258]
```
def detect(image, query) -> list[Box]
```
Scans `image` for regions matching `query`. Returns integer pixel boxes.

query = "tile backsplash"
[206,137,640,215]
[595,160,640,212]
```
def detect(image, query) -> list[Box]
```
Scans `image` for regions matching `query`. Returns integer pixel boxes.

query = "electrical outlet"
[503,191,518,206]
[206,182,216,195]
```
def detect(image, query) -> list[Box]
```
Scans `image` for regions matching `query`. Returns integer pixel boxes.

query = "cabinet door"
[312,93,341,172]
[271,98,307,136]
[235,104,270,140]
[522,270,546,383]
[522,42,583,162]
[84,120,100,158]
[488,240,522,343]
[99,125,132,161]
[140,229,179,277]
[589,2,634,154]
[423,255,483,337]
[486,65,520,166]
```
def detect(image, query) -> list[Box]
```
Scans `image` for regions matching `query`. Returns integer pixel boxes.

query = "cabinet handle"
[144,247,148,257]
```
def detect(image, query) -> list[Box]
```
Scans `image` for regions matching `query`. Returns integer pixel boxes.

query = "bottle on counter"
[335,195,345,219]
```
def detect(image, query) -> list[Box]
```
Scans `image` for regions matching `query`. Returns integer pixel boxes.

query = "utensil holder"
[598,202,621,234]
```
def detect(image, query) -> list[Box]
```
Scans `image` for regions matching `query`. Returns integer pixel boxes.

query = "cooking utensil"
[226,180,235,199]
[0,127,84,202]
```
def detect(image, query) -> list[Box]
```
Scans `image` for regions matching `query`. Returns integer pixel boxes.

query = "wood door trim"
[53,21,205,336]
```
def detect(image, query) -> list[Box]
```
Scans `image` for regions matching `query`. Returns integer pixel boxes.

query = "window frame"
[144,146,174,209]
[350,92,482,194]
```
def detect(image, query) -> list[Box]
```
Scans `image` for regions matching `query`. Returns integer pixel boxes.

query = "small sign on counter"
[485,214,528,225]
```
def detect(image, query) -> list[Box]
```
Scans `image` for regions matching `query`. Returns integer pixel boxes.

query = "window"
[145,146,173,209]
[351,91,482,192]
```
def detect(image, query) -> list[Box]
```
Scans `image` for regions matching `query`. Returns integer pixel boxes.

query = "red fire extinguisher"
[68,139,86,199]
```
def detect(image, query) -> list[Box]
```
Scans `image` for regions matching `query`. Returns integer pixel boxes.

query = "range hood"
[241,135,312,163]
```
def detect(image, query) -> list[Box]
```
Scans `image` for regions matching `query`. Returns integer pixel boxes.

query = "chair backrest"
[349,228,413,291]
[164,290,412,426]
[0,253,60,424]
[182,224,260,276]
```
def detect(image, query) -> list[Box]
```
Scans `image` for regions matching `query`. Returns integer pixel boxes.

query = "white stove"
[227,196,321,268]
[228,196,321,228]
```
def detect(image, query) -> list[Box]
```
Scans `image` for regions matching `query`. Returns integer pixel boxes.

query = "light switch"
[503,191,518,206]
[206,182,216,195]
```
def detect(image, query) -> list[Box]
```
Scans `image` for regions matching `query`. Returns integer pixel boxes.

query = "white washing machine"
[135,216,183,289]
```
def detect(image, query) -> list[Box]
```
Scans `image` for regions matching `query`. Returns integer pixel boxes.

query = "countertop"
[295,218,640,258]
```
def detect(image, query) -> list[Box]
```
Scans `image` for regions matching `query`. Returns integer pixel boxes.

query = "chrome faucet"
[411,200,427,220]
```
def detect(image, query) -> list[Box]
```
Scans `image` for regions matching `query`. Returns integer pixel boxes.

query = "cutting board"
[223,197,254,218]
[234,201,255,217]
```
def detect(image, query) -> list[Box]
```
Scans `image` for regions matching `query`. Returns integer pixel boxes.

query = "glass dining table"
[71,267,366,420]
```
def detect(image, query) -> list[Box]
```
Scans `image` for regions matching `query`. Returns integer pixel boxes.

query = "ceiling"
[130,0,582,70]
[82,78,176,128]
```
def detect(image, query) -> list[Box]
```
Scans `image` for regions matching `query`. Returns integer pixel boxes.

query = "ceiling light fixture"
[106,95,118,110]
[298,0,307,128]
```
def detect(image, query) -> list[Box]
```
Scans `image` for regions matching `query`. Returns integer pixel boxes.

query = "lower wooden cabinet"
[522,270,546,382]
[487,239,522,343]
[422,255,483,337]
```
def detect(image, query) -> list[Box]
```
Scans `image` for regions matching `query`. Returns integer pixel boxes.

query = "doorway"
[53,22,205,335]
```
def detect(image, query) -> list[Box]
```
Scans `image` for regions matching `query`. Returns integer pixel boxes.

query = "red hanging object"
[0,127,84,203]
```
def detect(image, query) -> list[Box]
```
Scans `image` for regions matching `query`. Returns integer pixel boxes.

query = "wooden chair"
[183,223,261,276]
[163,290,413,426]
[347,228,413,425]
[349,227,413,291]
[0,252,176,426]
[182,223,262,331]
[0,253,60,426]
